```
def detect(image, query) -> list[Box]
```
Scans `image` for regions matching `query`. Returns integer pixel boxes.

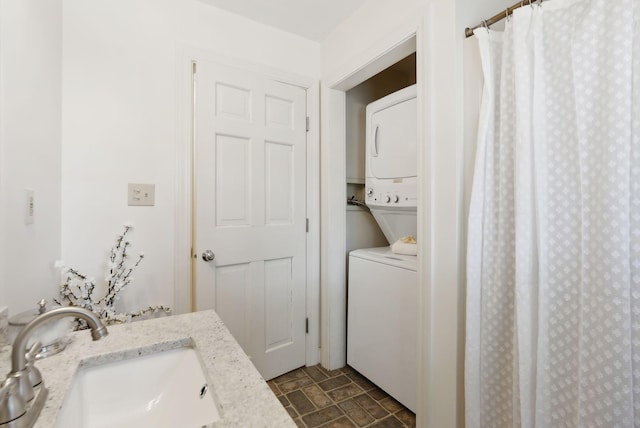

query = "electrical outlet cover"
[128,183,155,206]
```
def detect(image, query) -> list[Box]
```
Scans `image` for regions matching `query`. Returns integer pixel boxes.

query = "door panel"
[265,95,294,129]
[265,141,294,224]
[216,82,252,120]
[215,264,250,351]
[216,135,251,226]
[194,59,307,380]
[264,257,293,350]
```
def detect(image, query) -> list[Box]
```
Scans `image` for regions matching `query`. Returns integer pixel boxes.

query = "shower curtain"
[466,0,640,426]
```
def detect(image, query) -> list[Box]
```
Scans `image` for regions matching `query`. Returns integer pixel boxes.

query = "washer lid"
[349,246,417,271]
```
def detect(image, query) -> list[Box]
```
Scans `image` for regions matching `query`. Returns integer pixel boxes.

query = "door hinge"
[306,218,309,233]
[306,116,310,132]
[305,318,309,334]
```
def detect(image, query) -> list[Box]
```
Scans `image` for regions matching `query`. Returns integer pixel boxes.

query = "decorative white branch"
[54,225,171,330]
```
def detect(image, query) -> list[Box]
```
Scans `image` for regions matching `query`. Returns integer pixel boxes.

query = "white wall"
[61,0,321,314]
[322,0,420,79]
[419,0,515,427]
[0,0,63,313]
[322,0,419,81]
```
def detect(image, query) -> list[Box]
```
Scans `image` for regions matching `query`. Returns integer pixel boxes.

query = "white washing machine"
[347,84,418,412]
[347,247,417,412]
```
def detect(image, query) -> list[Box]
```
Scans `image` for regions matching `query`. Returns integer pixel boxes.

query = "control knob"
[366,188,374,197]
[385,195,391,203]
[393,195,400,203]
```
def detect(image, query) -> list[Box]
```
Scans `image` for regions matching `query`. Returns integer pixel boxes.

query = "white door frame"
[319,21,432,427]
[320,26,417,368]
[174,45,321,367]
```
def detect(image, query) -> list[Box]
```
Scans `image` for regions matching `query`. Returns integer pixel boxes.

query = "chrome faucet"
[0,307,108,427]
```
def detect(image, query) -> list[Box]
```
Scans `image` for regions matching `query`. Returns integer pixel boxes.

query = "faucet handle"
[37,299,47,314]
[25,342,43,388]
[0,377,27,424]
[25,342,40,362]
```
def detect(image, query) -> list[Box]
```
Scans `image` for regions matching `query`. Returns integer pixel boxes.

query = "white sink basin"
[55,347,221,428]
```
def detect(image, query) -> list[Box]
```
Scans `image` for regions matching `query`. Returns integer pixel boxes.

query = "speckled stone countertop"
[0,307,7,347]
[0,310,295,427]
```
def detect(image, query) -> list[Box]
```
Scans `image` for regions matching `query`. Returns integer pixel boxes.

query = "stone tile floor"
[267,365,416,428]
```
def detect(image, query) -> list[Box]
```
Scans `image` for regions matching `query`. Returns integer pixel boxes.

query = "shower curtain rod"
[464,0,540,38]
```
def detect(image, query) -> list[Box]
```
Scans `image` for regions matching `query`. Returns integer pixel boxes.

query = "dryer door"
[367,96,417,180]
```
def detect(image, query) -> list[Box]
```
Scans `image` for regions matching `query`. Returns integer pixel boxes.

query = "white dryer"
[365,84,417,243]
[347,84,418,412]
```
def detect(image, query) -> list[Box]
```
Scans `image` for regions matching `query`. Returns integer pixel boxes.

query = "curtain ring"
[482,20,489,30]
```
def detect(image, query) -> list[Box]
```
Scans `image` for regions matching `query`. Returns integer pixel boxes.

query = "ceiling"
[197,0,369,42]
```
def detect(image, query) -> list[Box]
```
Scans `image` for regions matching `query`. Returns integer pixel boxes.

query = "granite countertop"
[0,310,295,427]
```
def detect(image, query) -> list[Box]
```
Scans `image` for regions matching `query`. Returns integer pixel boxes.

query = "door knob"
[201,250,215,262]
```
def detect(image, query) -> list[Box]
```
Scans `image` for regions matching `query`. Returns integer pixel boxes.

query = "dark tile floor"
[267,365,416,428]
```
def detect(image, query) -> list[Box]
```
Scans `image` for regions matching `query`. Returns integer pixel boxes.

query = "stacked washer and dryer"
[347,84,418,412]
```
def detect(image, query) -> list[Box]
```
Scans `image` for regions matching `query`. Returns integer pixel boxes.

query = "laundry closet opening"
[345,53,417,254]
[344,51,418,413]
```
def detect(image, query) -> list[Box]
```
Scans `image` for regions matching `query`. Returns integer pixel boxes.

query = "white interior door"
[193,59,307,380]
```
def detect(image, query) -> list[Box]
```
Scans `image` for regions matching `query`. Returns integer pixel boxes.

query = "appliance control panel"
[365,179,417,208]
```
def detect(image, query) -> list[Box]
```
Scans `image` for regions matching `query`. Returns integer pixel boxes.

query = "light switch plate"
[128,183,155,206]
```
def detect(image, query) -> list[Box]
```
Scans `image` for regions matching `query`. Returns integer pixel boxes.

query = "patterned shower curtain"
[466,0,640,426]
